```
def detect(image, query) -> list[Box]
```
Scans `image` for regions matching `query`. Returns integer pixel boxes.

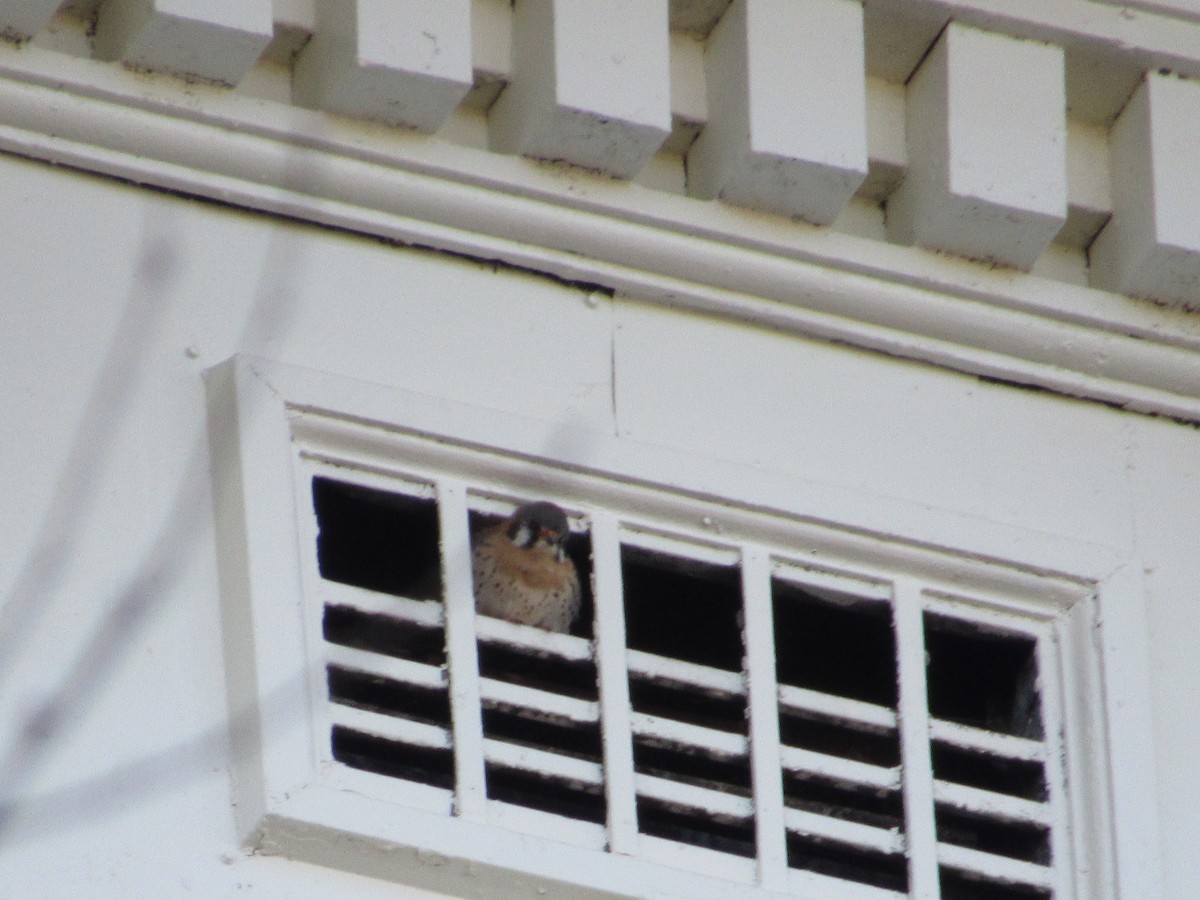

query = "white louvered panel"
[486,799,608,851]
[325,642,446,690]
[779,746,900,792]
[934,780,1052,827]
[478,677,599,725]
[630,711,748,760]
[475,613,593,662]
[783,808,905,856]
[777,684,898,732]
[929,718,1046,763]
[329,703,451,750]
[938,842,1055,890]
[771,563,892,602]
[636,773,754,822]
[627,649,746,697]
[323,581,445,628]
[638,833,759,885]
[482,739,604,788]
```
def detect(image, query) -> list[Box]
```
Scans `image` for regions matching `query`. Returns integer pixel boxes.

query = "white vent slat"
[483,739,604,788]
[626,649,746,697]
[323,581,444,628]
[778,684,898,732]
[479,677,599,725]
[784,808,905,856]
[636,773,754,822]
[771,563,892,602]
[937,842,1055,890]
[929,718,1046,763]
[325,642,446,690]
[780,746,901,792]
[620,528,741,567]
[475,613,594,662]
[630,711,748,760]
[934,780,1052,826]
[329,702,451,750]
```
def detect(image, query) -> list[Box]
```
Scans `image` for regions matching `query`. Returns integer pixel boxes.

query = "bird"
[471,501,581,634]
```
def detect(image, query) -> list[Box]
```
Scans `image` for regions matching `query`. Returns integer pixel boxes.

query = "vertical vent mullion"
[437,480,487,820]
[741,547,788,890]
[591,512,638,855]
[1037,625,1071,900]
[894,578,941,899]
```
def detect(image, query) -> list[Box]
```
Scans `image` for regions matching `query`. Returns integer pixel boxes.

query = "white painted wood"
[779,746,900,792]
[0,0,62,39]
[590,511,640,856]
[489,0,671,177]
[886,23,1068,269]
[475,612,593,661]
[325,643,447,691]
[1090,73,1200,308]
[1091,0,1200,24]
[322,580,445,628]
[1035,626,1073,900]
[292,0,472,132]
[1062,119,1112,249]
[485,798,607,849]
[93,0,273,85]
[933,780,1051,826]
[892,579,940,900]
[630,711,748,760]
[329,703,452,750]
[483,738,604,786]
[437,480,488,820]
[2,49,1199,421]
[687,0,868,224]
[620,527,740,567]
[928,719,1045,764]
[478,677,598,725]
[777,684,898,732]
[636,773,754,821]
[628,649,746,696]
[740,547,788,890]
[937,843,1054,890]
[784,808,905,856]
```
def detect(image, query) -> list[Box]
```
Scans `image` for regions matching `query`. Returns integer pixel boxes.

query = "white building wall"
[0,3,1199,898]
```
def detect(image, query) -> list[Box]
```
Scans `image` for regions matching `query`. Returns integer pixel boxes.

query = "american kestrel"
[471,501,581,634]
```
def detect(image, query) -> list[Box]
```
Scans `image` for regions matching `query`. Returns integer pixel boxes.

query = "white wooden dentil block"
[1089,74,1200,308]
[687,0,868,225]
[93,0,273,86]
[886,24,1067,270]
[293,0,472,132]
[489,0,671,178]
[0,0,63,39]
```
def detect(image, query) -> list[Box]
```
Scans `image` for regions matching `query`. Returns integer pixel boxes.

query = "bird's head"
[506,501,571,559]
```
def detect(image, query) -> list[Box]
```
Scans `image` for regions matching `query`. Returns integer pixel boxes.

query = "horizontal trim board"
[6,43,1195,422]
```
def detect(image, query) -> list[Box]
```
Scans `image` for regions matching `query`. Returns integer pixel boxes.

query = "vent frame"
[209,355,1134,900]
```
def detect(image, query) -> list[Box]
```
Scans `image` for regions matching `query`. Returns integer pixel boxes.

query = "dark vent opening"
[327,667,450,729]
[485,764,605,824]
[773,580,897,707]
[629,676,747,735]
[482,708,602,762]
[937,806,1052,864]
[324,604,446,666]
[932,743,1047,801]
[925,613,1043,739]
[636,796,756,858]
[331,726,453,789]
[940,868,1052,900]
[786,835,909,892]
[477,641,598,701]
[469,508,595,639]
[783,774,905,832]
[313,476,442,600]
[621,545,743,671]
[779,710,901,769]
[633,739,752,796]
